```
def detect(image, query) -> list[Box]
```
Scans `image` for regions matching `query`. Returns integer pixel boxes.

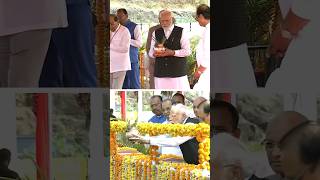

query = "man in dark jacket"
[0,148,20,179]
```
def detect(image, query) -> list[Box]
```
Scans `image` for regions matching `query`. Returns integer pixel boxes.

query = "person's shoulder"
[174,26,184,30]
[186,117,200,124]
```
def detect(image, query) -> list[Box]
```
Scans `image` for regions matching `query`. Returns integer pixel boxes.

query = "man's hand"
[194,65,206,80]
[268,26,292,59]
[129,134,150,144]
[153,48,175,57]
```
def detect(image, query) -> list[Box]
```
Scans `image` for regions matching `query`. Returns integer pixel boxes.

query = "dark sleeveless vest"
[154,26,187,77]
[213,0,248,50]
[179,117,200,165]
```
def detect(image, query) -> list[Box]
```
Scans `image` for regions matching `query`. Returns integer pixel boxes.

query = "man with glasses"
[261,111,309,180]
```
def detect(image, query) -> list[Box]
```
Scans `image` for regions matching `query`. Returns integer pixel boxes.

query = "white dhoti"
[154,75,190,90]
[212,43,257,90]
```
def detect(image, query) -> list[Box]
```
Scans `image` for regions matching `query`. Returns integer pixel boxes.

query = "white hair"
[171,103,188,116]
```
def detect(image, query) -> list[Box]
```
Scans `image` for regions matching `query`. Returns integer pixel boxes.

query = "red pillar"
[34,93,50,180]
[120,91,126,120]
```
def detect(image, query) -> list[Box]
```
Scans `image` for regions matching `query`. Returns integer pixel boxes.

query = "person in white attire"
[266,0,319,90]
[213,0,256,89]
[109,14,131,89]
[193,4,210,90]
[0,0,67,87]
[149,10,191,90]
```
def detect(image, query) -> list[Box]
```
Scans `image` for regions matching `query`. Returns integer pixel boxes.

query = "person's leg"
[112,71,126,89]
[148,58,155,89]
[9,29,51,87]
[60,2,97,87]
[39,35,64,87]
[122,69,130,89]
[130,62,141,89]
[0,36,10,87]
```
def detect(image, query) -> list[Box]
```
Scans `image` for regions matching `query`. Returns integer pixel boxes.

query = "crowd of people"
[126,92,210,165]
[211,99,320,180]
[110,4,210,89]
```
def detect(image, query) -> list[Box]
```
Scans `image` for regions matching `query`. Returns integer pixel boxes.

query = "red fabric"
[222,93,231,103]
[34,93,50,180]
[120,91,126,120]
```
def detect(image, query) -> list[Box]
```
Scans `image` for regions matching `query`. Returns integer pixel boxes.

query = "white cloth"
[212,43,257,89]
[110,24,131,73]
[266,0,320,90]
[279,0,294,18]
[149,136,192,147]
[154,76,190,90]
[0,0,67,36]
[193,23,210,90]
[148,24,191,58]
[131,25,143,48]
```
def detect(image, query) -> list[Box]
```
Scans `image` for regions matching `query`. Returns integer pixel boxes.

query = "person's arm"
[173,28,191,57]
[131,25,143,48]
[148,136,193,147]
[148,31,156,58]
[110,28,131,53]
[146,27,154,54]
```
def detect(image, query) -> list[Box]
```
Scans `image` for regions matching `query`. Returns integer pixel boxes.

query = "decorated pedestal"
[110,121,210,180]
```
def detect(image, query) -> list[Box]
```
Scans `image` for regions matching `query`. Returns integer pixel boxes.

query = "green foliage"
[187,35,200,79]
[111,0,208,23]
[247,0,279,45]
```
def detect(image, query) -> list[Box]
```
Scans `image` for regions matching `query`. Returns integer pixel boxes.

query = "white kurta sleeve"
[291,0,317,20]
[149,136,193,147]
[131,25,143,48]
[174,28,191,57]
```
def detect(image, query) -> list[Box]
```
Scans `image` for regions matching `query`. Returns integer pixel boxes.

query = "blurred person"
[148,95,167,123]
[279,121,320,180]
[131,104,200,164]
[0,0,67,87]
[262,111,309,180]
[193,96,207,119]
[117,8,142,89]
[212,100,241,138]
[213,133,255,180]
[0,148,20,179]
[213,0,256,89]
[109,14,131,89]
[172,92,185,105]
[162,99,172,119]
[149,10,191,89]
[39,0,97,87]
[197,99,209,122]
[146,11,164,89]
[193,4,211,90]
[266,0,320,90]
[203,103,210,124]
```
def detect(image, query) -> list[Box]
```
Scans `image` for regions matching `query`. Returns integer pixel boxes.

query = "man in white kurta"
[0,0,67,87]
[149,10,191,90]
[193,4,210,90]
[110,15,131,89]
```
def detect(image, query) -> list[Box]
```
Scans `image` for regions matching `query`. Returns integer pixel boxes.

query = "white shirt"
[0,0,68,36]
[130,25,143,48]
[148,118,194,147]
[110,24,132,73]
[148,24,191,58]
[196,23,210,68]
[291,0,318,20]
